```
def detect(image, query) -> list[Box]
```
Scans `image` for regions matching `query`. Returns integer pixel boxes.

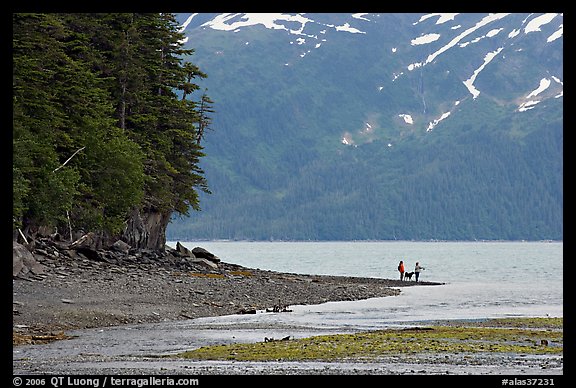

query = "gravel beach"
[12,239,562,376]
[13,241,433,337]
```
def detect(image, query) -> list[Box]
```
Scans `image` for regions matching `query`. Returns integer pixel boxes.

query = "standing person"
[398,260,405,281]
[414,261,425,282]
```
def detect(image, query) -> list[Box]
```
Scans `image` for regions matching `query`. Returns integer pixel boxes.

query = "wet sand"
[13,307,563,375]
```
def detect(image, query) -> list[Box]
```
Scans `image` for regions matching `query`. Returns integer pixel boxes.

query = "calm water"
[170,241,563,328]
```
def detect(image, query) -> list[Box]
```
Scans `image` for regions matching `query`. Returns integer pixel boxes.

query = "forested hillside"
[13,13,212,250]
[167,13,563,241]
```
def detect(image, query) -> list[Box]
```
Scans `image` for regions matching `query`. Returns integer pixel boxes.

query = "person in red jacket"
[398,260,405,281]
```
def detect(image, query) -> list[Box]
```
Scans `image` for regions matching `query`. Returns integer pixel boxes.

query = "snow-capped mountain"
[168,13,563,241]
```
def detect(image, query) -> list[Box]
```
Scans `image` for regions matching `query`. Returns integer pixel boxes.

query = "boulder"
[175,242,194,257]
[110,240,131,254]
[192,247,220,263]
[13,241,46,278]
[192,258,219,270]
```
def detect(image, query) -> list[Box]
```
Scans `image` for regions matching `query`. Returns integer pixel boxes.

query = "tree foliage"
[13,13,212,243]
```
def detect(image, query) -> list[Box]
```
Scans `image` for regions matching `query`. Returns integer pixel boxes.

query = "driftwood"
[17,228,28,245]
[265,301,293,313]
[264,336,291,342]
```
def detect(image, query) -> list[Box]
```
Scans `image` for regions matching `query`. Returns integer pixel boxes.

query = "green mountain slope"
[167,13,563,241]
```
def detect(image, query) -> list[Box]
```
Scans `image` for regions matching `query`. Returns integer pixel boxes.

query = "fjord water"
[174,241,562,329]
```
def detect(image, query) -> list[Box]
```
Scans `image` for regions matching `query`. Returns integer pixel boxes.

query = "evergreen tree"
[13,13,146,240]
[13,13,212,249]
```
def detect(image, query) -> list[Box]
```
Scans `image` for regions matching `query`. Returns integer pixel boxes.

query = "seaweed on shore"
[175,317,563,362]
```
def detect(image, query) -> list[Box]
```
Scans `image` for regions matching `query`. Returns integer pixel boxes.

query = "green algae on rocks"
[175,317,563,362]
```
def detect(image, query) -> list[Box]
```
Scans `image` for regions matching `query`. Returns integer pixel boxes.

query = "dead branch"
[53,146,86,173]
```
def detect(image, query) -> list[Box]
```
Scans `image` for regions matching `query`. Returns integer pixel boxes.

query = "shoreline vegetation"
[175,317,562,362]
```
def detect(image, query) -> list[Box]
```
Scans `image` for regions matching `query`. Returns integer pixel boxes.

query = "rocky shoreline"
[13,238,563,376]
[13,237,440,343]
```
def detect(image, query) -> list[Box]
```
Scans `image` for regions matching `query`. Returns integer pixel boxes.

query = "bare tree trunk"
[122,207,170,252]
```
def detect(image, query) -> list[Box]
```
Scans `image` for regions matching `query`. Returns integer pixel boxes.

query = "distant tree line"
[13,13,213,250]
[168,111,563,241]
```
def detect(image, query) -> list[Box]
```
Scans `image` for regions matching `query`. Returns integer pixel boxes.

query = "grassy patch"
[480,317,563,329]
[229,270,254,277]
[175,318,563,361]
[188,273,226,278]
[13,331,75,346]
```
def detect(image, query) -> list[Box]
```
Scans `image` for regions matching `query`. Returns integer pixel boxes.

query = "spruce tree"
[13,13,211,249]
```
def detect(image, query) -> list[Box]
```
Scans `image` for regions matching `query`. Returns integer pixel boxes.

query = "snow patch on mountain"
[408,13,509,71]
[180,13,197,32]
[399,114,414,124]
[522,13,562,42]
[203,13,311,33]
[333,22,365,34]
[427,111,451,131]
[415,13,459,25]
[199,13,368,36]
[411,33,441,45]
[527,78,552,98]
[524,13,559,33]
[459,28,503,47]
[518,77,563,112]
[463,47,504,99]
[352,13,371,22]
[551,76,563,98]
[547,24,563,42]
[508,29,521,38]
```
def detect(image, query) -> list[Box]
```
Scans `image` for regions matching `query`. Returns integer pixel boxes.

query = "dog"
[404,271,415,281]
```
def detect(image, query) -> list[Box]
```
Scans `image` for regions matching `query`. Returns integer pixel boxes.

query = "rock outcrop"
[13,241,47,279]
[13,236,221,278]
